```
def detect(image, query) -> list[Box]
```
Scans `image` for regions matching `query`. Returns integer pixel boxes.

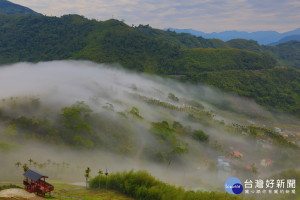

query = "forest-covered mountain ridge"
[0,14,299,116]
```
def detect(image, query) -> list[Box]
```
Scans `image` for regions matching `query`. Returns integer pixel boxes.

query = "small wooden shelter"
[23,169,54,196]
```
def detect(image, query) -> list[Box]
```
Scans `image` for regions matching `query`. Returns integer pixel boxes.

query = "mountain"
[269,35,300,46]
[209,38,300,70]
[263,41,300,69]
[0,0,41,15]
[0,14,299,115]
[0,15,274,72]
[166,28,300,45]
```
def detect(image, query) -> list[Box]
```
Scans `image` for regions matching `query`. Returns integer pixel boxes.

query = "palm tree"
[38,163,46,169]
[105,169,109,189]
[62,162,66,168]
[85,167,91,188]
[15,162,22,168]
[28,158,33,166]
[23,164,29,172]
[98,169,103,189]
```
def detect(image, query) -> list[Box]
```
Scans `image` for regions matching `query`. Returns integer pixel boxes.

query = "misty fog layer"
[0,61,299,191]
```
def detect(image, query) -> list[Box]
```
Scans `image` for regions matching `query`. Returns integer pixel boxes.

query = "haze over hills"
[0,61,298,200]
[0,2,299,200]
[0,14,299,116]
[0,1,299,116]
[0,0,41,15]
[166,28,300,45]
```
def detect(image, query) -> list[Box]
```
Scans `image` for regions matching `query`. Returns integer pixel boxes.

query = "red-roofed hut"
[23,169,54,196]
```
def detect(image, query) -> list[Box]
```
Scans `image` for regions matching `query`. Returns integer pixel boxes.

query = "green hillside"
[174,48,275,73]
[186,68,300,114]
[0,14,299,115]
[263,41,300,69]
[211,38,300,70]
[135,25,214,48]
[0,0,41,15]
[0,15,179,73]
[136,28,300,71]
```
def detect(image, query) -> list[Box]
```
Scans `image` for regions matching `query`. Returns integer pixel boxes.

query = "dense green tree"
[192,129,209,142]
[22,163,29,172]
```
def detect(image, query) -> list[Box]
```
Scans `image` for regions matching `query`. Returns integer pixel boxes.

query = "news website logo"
[225,177,243,194]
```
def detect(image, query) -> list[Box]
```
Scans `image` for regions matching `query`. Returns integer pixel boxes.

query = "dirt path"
[0,188,44,199]
[53,193,83,200]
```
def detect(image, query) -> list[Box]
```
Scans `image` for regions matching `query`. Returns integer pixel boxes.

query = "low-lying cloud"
[0,61,299,190]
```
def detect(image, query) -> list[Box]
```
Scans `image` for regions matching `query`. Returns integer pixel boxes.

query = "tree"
[33,161,38,168]
[172,121,183,129]
[23,164,29,172]
[168,93,179,102]
[129,107,143,119]
[28,158,33,166]
[15,162,22,168]
[105,169,109,189]
[38,163,46,169]
[85,167,91,188]
[59,101,94,147]
[98,169,103,189]
[192,129,209,142]
[3,124,19,138]
[60,101,92,134]
[251,163,258,174]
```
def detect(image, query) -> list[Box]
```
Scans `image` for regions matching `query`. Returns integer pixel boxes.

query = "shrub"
[192,129,209,142]
[89,170,244,200]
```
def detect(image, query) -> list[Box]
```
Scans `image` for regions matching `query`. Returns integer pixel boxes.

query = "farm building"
[232,151,243,158]
[23,169,54,196]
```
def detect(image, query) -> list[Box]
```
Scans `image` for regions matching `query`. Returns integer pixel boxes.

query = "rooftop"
[23,169,48,181]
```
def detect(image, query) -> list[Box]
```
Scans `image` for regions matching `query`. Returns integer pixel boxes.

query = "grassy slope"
[52,181,136,200]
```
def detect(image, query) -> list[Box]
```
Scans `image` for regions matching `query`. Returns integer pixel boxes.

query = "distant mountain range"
[166,28,300,45]
[269,35,300,46]
[0,0,41,15]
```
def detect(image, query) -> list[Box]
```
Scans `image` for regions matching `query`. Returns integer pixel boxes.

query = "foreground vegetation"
[51,181,135,200]
[271,169,300,200]
[1,169,299,200]
[90,170,245,200]
[0,182,135,200]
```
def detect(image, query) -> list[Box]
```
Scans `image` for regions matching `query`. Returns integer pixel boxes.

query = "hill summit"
[0,0,41,15]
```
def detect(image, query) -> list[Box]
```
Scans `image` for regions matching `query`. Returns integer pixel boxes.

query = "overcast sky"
[10,0,300,33]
